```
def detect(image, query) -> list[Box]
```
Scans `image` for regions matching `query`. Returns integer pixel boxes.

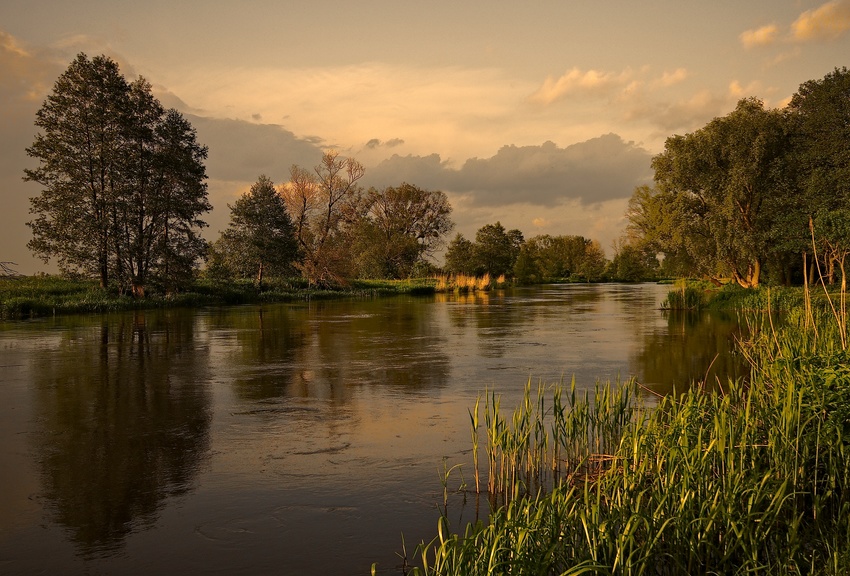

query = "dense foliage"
[207,175,298,286]
[627,68,850,289]
[24,54,210,296]
[514,234,609,283]
[444,222,524,278]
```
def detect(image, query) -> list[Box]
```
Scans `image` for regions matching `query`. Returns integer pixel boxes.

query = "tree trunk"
[256,261,264,288]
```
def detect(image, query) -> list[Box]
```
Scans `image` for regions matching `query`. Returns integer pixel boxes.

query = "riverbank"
[405,301,850,575]
[661,279,843,314]
[0,275,439,320]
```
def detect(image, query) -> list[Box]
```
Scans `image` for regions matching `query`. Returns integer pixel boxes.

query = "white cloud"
[740,24,780,48]
[158,63,529,163]
[792,0,850,41]
[656,68,690,87]
[529,67,635,105]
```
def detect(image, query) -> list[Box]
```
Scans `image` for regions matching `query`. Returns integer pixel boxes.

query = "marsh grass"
[433,274,507,293]
[407,307,850,575]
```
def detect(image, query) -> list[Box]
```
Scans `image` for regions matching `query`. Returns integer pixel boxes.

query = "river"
[0,283,746,575]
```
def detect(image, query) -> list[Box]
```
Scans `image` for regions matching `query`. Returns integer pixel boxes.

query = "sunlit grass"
[433,274,507,293]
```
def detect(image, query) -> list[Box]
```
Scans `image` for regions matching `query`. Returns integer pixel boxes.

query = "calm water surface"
[0,284,746,575]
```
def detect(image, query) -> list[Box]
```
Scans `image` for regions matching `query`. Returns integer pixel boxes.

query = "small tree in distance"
[208,175,298,287]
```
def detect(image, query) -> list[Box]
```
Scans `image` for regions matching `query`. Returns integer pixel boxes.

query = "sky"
[2,1,849,275]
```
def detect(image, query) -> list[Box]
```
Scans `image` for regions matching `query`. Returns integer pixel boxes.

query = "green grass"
[402,306,850,575]
[0,275,439,319]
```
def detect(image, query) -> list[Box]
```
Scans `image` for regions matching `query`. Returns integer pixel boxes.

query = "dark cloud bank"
[362,135,653,207]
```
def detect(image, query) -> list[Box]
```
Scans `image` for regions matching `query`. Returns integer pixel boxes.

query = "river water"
[0,283,746,575]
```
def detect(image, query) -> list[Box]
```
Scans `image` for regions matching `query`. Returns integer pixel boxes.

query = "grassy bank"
[402,306,850,575]
[660,279,843,314]
[0,275,438,320]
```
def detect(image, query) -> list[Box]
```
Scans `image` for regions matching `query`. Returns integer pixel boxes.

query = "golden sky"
[2,0,849,273]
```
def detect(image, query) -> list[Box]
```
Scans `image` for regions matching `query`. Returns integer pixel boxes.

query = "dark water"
[0,284,746,575]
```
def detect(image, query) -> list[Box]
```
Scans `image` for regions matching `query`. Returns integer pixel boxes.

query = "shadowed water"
[0,284,746,575]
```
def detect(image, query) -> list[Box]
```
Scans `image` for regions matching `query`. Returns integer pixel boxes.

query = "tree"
[210,175,298,286]
[351,183,454,278]
[281,151,364,285]
[788,67,850,214]
[444,233,476,275]
[608,241,660,282]
[624,185,696,278]
[788,67,850,284]
[24,53,210,295]
[651,98,792,288]
[513,234,609,283]
[473,222,524,277]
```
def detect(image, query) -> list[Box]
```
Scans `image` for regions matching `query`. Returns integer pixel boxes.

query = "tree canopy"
[444,222,524,278]
[351,183,453,279]
[24,53,210,296]
[627,69,850,288]
[280,151,365,286]
[650,97,791,288]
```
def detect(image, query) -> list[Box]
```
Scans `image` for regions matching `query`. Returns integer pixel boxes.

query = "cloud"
[529,67,634,105]
[364,138,405,150]
[187,115,323,184]
[623,87,733,138]
[740,24,780,48]
[656,68,690,87]
[792,0,850,41]
[0,32,68,274]
[365,134,652,207]
[159,63,525,162]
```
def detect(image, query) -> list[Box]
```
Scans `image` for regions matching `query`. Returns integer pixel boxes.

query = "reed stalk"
[406,300,850,575]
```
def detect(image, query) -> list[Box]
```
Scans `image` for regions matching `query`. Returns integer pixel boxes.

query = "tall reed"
[406,307,850,575]
[433,274,507,293]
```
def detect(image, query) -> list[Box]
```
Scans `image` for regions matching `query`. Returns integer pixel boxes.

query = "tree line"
[25,53,635,295]
[206,153,454,287]
[25,55,848,293]
[623,67,850,288]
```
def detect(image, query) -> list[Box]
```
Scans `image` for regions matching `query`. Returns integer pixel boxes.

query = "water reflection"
[29,311,211,556]
[210,298,452,404]
[634,309,750,395]
[0,284,755,574]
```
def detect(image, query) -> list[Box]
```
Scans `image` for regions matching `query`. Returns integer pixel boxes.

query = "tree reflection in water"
[30,311,212,556]
[634,308,750,396]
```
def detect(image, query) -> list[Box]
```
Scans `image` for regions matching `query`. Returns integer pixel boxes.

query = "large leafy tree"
[24,53,209,295]
[788,67,850,285]
[209,175,298,286]
[789,67,850,213]
[651,98,792,288]
[444,233,476,275]
[351,183,453,278]
[514,234,605,282]
[444,223,524,278]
